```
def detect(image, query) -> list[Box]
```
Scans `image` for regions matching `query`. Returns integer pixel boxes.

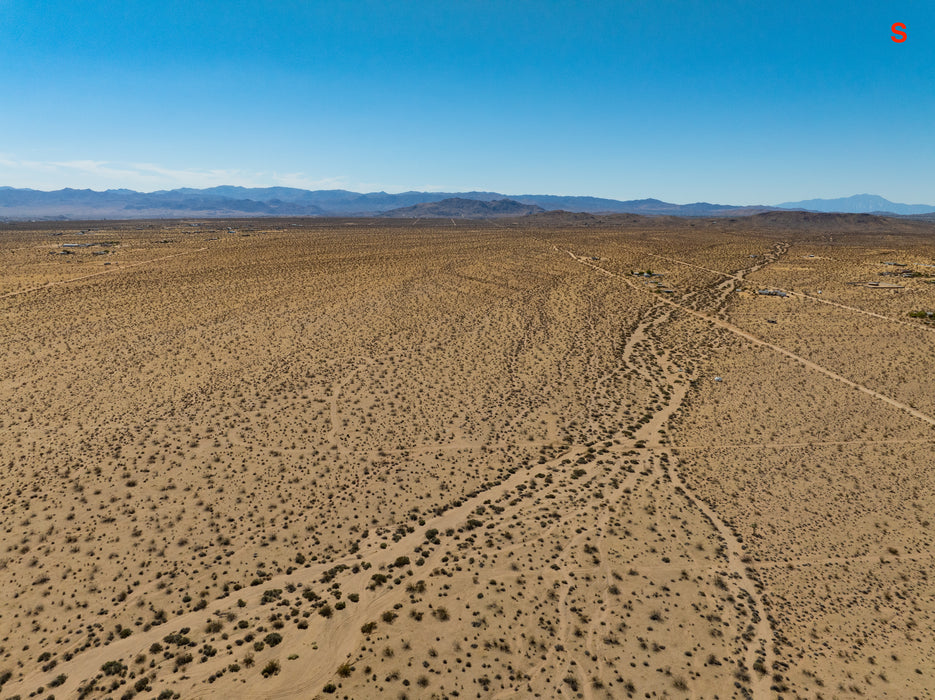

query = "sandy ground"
[0,218,933,699]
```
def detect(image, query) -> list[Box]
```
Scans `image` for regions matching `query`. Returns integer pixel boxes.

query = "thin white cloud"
[268,173,351,190]
[0,156,455,194]
[0,156,352,192]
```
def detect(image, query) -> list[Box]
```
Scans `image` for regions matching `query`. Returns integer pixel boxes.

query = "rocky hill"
[381,197,544,218]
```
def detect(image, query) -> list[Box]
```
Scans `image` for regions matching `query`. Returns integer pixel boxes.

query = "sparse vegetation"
[0,221,932,698]
[261,660,280,678]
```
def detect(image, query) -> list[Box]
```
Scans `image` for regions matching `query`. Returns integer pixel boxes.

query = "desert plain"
[0,213,933,699]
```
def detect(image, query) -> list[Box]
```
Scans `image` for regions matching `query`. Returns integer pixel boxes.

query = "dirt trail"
[637,314,773,696]
[625,244,935,334]
[639,311,774,698]
[682,305,935,427]
[4,430,592,699]
[671,437,935,451]
[562,243,935,697]
[657,447,772,698]
[566,251,935,429]
[533,284,773,697]
[566,250,794,699]
[681,242,788,318]
[0,248,208,300]
[489,302,682,698]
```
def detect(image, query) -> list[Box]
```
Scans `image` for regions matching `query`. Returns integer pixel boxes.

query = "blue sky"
[1,1,933,204]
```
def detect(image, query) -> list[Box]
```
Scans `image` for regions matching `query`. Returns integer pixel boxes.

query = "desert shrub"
[261,589,282,605]
[264,633,283,647]
[361,621,377,634]
[102,660,126,676]
[163,633,190,647]
[205,620,223,634]
[261,660,280,678]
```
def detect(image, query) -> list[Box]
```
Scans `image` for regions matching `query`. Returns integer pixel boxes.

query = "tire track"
[620,244,935,334]
[564,250,779,699]
[0,248,208,300]
[565,251,935,429]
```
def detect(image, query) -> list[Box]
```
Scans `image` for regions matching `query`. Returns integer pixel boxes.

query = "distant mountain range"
[0,186,770,220]
[776,194,935,216]
[0,186,932,220]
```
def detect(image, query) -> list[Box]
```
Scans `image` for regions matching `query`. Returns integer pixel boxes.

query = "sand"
[0,217,933,699]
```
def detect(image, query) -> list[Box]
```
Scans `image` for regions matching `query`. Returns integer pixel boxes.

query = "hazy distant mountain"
[382,198,544,218]
[777,194,935,215]
[0,185,807,220]
[557,197,771,217]
[0,187,325,219]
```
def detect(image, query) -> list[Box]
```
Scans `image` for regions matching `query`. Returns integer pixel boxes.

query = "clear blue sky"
[1,1,933,204]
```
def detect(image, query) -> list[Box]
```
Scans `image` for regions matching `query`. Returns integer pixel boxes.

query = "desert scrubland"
[1,215,933,699]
